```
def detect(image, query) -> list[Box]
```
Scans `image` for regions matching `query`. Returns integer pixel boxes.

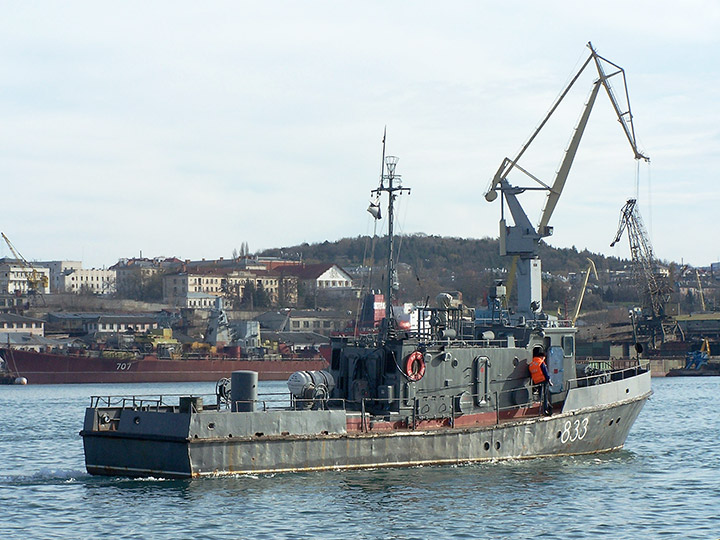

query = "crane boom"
[538,80,602,233]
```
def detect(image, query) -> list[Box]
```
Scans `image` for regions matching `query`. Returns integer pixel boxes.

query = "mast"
[370,142,409,338]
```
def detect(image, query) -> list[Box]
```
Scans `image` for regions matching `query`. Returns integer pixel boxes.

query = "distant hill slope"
[261,234,630,275]
[260,234,633,306]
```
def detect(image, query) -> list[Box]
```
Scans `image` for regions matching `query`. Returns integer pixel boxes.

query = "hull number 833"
[560,418,589,444]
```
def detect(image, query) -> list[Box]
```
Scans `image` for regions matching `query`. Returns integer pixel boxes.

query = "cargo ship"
[0,347,328,384]
[2,291,329,384]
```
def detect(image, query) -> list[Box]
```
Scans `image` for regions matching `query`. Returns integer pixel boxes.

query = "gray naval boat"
[81,44,651,478]
[81,156,651,478]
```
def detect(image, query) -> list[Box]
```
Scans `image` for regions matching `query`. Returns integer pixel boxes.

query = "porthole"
[625,388,629,394]
[557,431,562,439]
[484,442,490,451]
[495,441,501,450]
[616,417,621,424]
[609,419,614,426]
[208,422,215,429]
[133,416,140,425]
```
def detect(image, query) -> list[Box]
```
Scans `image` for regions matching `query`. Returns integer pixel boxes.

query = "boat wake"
[0,468,88,485]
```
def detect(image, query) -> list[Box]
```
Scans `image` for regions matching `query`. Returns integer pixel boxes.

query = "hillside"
[262,234,630,273]
[260,234,638,311]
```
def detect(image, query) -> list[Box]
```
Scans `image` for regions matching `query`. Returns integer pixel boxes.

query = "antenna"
[371,143,410,339]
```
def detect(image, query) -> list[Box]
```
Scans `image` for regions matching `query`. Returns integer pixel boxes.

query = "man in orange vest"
[529,347,553,415]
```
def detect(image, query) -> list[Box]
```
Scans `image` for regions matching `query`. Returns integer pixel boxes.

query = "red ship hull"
[1,349,328,385]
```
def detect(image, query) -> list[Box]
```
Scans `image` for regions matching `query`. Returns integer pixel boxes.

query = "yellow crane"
[1,232,48,296]
[572,258,598,325]
[695,269,706,312]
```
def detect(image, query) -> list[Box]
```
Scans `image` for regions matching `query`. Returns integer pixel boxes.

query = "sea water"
[0,378,718,539]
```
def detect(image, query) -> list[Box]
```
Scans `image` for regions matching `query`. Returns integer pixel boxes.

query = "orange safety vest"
[529,356,546,384]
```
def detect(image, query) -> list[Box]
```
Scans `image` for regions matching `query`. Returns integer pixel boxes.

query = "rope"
[647,160,653,247]
[393,190,411,284]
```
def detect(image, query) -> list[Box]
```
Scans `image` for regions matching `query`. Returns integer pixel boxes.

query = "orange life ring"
[405,351,426,381]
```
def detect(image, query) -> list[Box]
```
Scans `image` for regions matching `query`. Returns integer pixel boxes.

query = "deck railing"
[88,359,649,427]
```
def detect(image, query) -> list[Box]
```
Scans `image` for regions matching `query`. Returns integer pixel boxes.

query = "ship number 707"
[561,418,589,444]
[116,362,132,371]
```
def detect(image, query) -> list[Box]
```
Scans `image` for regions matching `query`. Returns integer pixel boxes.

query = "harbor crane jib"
[610,198,675,346]
[484,42,648,319]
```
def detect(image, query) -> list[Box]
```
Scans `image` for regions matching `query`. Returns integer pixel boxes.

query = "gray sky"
[1,1,718,268]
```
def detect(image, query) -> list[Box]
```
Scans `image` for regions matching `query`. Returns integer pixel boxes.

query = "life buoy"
[405,351,426,381]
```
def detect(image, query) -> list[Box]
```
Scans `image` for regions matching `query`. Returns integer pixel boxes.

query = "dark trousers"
[541,380,552,415]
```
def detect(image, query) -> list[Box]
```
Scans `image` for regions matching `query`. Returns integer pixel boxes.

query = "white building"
[0,313,45,336]
[40,261,82,292]
[83,315,158,334]
[183,292,218,309]
[38,261,117,295]
[0,259,50,295]
[58,268,116,295]
[162,269,289,308]
[275,263,353,292]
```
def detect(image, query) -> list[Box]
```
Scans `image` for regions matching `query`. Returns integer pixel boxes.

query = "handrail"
[567,359,649,390]
[474,317,574,329]
[88,360,649,422]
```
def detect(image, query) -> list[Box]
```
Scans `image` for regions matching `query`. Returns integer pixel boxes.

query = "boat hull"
[82,382,651,478]
[1,349,327,384]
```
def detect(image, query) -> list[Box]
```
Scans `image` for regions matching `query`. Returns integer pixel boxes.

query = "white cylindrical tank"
[287,370,335,400]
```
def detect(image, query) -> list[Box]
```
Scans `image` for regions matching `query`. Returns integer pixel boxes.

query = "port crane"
[610,198,675,346]
[1,232,48,301]
[484,42,648,319]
